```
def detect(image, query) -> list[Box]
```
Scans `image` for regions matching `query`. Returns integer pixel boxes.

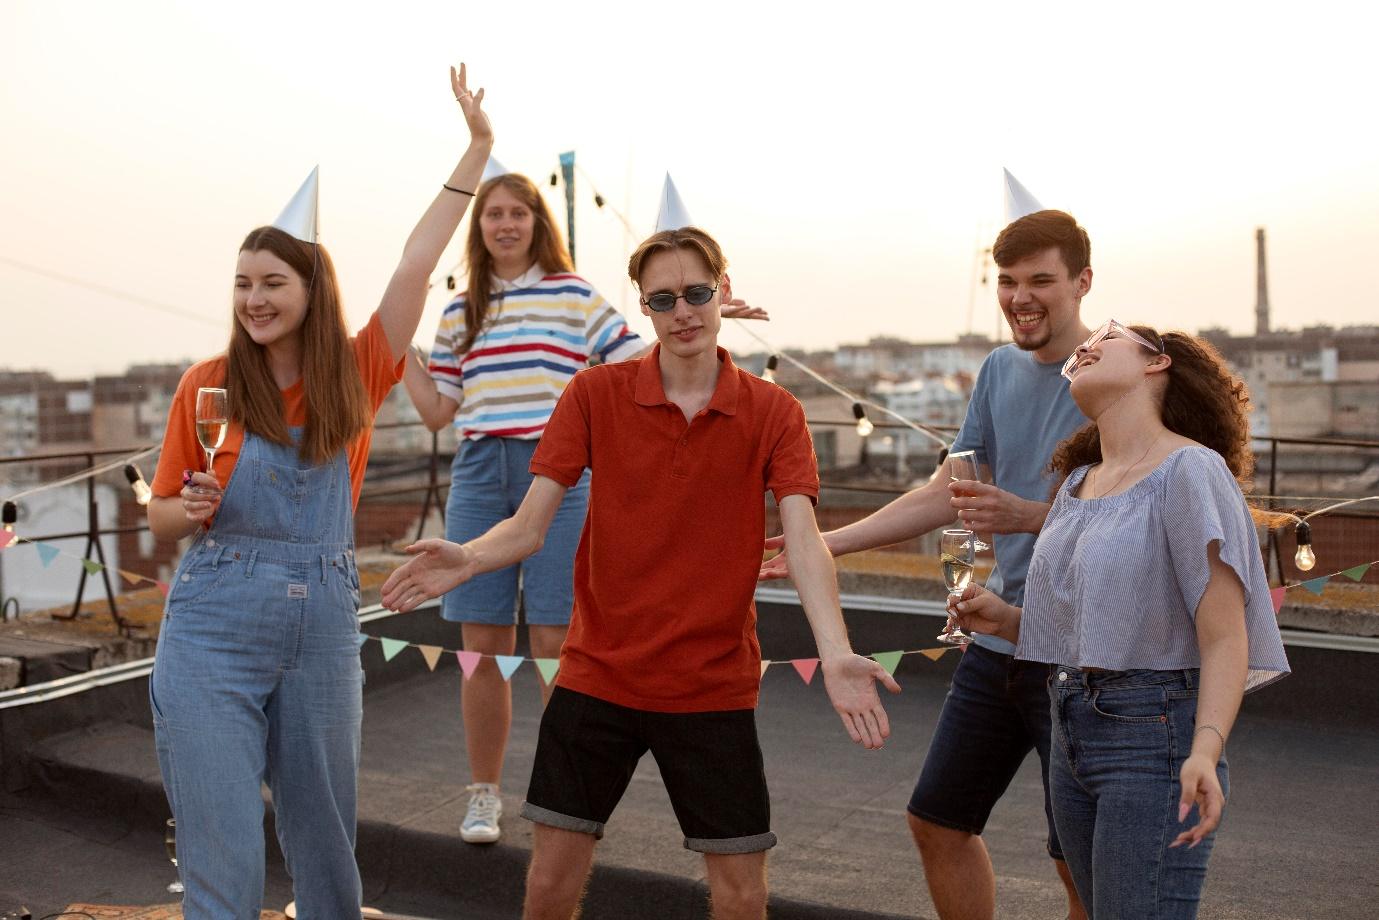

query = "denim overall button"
[181,574,191,582]
[207,538,216,547]
[1058,671,1068,681]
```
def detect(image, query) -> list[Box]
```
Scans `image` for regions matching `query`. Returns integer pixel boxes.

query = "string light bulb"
[445,275,456,291]
[1294,519,1316,572]
[594,193,606,208]
[852,402,874,438]
[549,172,559,187]
[763,354,779,383]
[124,464,153,506]
[2,500,16,533]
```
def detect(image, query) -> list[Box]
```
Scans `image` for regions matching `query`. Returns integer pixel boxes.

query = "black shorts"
[520,686,776,854]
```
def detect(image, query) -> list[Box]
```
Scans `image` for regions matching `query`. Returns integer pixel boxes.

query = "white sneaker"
[460,783,503,844]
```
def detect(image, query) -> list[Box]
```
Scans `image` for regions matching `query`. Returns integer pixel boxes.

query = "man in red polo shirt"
[383,226,899,920]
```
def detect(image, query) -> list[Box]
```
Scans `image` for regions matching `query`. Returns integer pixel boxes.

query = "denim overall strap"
[152,427,363,920]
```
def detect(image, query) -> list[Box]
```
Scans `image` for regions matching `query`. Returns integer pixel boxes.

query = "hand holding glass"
[938,528,976,646]
[948,450,991,552]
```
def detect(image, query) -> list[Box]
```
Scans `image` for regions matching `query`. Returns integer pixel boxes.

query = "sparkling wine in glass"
[947,449,991,552]
[165,817,185,894]
[937,528,976,646]
[195,387,228,474]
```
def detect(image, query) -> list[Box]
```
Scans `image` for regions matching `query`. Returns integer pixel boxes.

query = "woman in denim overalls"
[949,324,1289,918]
[146,66,492,919]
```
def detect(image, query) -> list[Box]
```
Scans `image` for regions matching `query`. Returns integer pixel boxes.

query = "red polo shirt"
[530,346,819,712]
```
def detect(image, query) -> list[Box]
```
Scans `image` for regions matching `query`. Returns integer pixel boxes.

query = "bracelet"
[442,184,475,196]
[1194,723,1226,753]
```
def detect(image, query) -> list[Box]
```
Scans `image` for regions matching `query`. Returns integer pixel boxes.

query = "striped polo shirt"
[428,264,645,440]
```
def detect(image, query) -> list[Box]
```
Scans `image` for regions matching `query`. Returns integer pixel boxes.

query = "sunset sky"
[3,0,1376,378]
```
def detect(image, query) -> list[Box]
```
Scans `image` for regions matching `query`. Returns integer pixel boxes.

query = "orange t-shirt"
[530,346,820,713]
[151,312,404,509]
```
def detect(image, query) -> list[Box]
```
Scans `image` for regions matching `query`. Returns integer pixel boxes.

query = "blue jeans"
[441,436,589,625]
[908,643,1062,859]
[1050,666,1227,919]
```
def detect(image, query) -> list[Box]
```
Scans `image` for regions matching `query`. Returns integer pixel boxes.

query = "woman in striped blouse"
[401,172,763,844]
[949,322,1289,919]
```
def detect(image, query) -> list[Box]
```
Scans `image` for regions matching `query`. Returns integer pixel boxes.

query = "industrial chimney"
[1255,228,1270,336]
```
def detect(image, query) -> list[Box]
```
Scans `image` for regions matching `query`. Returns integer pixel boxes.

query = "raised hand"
[758,534,790,580]
[720,298,769,321]
[821,654,901,750]
[381,538,474,613]
[450,63,492,145]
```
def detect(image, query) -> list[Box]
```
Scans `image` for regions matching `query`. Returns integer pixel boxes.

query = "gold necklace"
[1090,434,1164,499]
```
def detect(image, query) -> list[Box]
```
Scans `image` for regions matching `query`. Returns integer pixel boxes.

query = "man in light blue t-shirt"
[761,210,1095,920]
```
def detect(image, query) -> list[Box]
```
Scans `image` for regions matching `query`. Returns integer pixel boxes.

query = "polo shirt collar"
[634,345,740,416]
[493,262,546,292]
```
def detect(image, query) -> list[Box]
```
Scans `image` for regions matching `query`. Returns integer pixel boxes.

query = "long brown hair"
[1050,327,1255,483]
[226,226,371,465]
[459,173,573,354]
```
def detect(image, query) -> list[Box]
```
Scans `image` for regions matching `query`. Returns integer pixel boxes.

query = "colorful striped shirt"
[428,264,645,440]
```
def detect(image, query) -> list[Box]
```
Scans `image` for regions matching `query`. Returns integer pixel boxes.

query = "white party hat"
[1002,168,1044,222]
[271,166,319,243]
[654,173,695,233]
[482,156,509,182]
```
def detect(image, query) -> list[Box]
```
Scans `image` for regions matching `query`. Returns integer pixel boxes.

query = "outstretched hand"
[758,534,789,580]
[381,538,474,613]
[721,298,769,321]
[450,63,492,145]
[821,654,901,750]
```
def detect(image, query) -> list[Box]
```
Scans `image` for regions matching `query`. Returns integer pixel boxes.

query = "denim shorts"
[521,687,776,854]
[908,643,1063,860]
[441,436,590,626]
[1050,666,1226,918]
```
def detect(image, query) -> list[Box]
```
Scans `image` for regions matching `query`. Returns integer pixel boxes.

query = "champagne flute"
[947,449,991,552]
[195,387,228,477]
[165,817,185,894]
[937,528,976,646]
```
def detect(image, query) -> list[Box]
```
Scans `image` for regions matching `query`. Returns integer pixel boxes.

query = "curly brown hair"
[1049,326,1255,484]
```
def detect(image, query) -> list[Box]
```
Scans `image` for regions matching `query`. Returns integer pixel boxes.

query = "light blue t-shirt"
[950,344,1087,654]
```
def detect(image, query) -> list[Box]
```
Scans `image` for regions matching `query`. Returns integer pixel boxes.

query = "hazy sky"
[3,1,1376,378]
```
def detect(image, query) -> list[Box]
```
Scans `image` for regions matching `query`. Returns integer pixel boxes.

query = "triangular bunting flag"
[495,656,524,681]
[791,658,819,685]
[81,559,102,575]
[119,569,143,587]
[417,645,443,672]
[760,660,771,678]
[156,581,170,597]
[456,650,482,679]
[1301,576,1329,596]
[0,531,15,550]
[534,658,560,686]
[379,638,408,662]
[356,633,371,648]
[871,651,903,676]
[1269,586,1287,613]
[1341,563,1371,582]
[36,542,60,567]
[920,647,951,662]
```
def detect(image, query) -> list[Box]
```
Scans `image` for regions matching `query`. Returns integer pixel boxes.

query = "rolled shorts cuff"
[684,831,777,855]
[520,801,603,839]
[905,805,983,837]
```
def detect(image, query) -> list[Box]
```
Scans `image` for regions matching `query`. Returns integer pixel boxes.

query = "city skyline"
[4,2,1378,378]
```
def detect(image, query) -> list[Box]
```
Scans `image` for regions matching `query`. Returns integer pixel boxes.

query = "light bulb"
[124,464,153,507]
[2,500,15,533]
[852,402,874,438]
[763,354,779,383]
[1294,520,1315,571]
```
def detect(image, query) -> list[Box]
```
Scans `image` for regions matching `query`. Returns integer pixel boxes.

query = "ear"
[719,273,732,305]
[1076,266,1093,298]
[1146,352,1172,375]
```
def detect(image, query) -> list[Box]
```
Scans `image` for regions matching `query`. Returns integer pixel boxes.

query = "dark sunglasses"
[640,283,718,313]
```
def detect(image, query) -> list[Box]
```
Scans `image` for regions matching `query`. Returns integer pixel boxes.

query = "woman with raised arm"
[400,173,765,845]
[145,65,491,919]
[950,322,1289,919]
